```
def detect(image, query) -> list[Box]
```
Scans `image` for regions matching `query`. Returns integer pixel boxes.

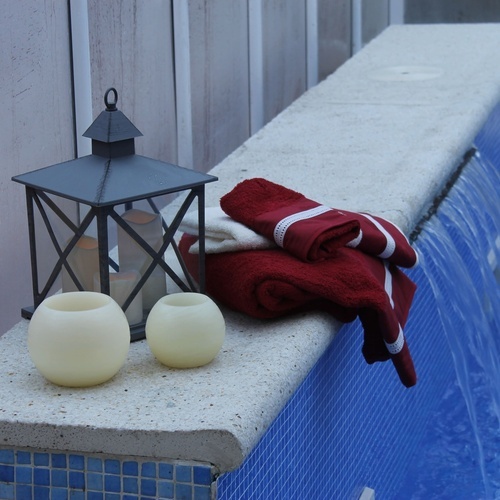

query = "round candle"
[28,291,130,387]
[146,293,225,368]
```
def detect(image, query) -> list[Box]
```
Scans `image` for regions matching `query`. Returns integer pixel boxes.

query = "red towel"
[180,235,417,388]
[220,178,418,267]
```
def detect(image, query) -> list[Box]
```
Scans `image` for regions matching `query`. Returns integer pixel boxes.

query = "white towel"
[179,206,275,254]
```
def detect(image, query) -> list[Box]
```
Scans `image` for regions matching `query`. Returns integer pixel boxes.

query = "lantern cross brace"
[27,188,98,306]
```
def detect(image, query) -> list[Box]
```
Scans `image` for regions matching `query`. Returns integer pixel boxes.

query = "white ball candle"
[28,292,130,387]
[146,293,225,368]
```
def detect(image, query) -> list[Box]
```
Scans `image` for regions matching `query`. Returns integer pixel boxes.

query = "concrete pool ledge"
[1,24,500,473]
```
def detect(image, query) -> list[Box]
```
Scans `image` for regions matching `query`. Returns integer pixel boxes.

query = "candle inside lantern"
[94,270,143,325]
[118,209,167,310]
[62,235,99,292]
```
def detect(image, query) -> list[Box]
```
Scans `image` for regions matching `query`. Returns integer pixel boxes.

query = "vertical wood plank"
[317,0,351,80]
[0,0,75,334]
[361,0,390,46]
[87,0,177,164]
[389,0,405,24]
[306,0,319,89]
[248,0,265,135]
[185,0,250,173]
[173,0,194,169]
[70,0,93,157]
[261,0,307,125]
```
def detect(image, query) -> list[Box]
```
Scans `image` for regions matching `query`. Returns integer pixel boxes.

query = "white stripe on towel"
[273,205,331,247]
[360,213,396,260]
[385,325,405,354]
[383,261,404,355]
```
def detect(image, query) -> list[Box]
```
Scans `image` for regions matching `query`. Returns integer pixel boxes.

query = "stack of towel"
[180,178,418,387]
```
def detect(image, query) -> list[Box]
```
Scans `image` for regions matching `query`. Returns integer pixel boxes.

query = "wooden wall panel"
[317,0,351,81]
[362,0,390,46]
[0,0,75,334]
[87,0,177,164]
[178,0,250,173]
[261,0,307,125]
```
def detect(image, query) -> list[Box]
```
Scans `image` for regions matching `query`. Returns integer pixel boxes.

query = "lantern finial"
[104,88,118,111]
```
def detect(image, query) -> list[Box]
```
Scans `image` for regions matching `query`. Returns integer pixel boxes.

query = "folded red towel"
[220,178,418,267]
[180,234,417,388]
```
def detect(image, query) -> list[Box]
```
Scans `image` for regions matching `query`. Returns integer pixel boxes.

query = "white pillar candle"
[117,209,167,310]
[62,235,99,292]
[94,270,143,325]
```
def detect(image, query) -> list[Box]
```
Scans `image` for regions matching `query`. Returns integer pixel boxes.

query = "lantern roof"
[12,88,217,206]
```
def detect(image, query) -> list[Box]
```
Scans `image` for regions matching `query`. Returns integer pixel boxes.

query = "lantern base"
[22,305,146,342]
[130,323,146,342]
[21,306,34,320]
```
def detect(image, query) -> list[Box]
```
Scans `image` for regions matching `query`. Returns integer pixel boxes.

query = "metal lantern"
[12,88,217,341]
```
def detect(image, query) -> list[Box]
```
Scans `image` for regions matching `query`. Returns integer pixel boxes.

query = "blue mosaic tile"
[0,450,14,464]
[87,472,103,491]
[158,480,174,498]
[141,461,156,478]
[104,459,120,474]
[175,482,193,500]
[68,454,84,470]
[69,491,85,500]
[123,476,139,494]
[51,453,67,469]
[16,451,31,464]
[51,468,68,488]
[193,465,212,485]
[34,485,50,500]
[69,471,85,489]
[33,467,50,486]
[158,462,173,480]
[87,492,104,500]
[122,460,138,476]
[34,452,50,466]
[51,487,69,500]
[104,493,120,500]
[175,464,192,483]
[87,457,103,472]
[0,465,14,482]
[15,484,32,499]
[104,474,120,492]
[15,465,32,484]
[194,484,212,500]
[122,496,139,500]
[0,482,14,500]
[140,478,157,497]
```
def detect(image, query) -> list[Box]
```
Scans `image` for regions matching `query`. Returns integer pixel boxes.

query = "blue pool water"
[394,149,500,499]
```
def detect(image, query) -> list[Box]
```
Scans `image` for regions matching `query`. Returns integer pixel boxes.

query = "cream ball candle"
[146,293,225,368]
[28,292,130,387]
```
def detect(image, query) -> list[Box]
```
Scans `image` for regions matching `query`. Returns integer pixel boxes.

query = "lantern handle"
[104,88,118,111]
